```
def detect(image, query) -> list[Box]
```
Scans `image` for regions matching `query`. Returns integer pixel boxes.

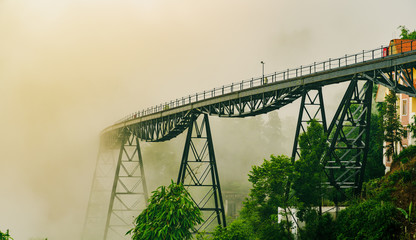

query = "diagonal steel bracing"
[362,66,416,96]
[177,114,226,231]
[104,129,149,240]
[82,141,120,240]
[322,78,373,194]
[291,87,327,162]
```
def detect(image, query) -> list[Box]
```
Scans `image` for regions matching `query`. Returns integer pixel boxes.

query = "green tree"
[240,154,295,240]
[366,81,386,181]
[293,119,326,208]
[292,120,338,240]
[399,26,416,40]
[0,230,13,240]
[364,114,386,181]
[127,181,203,240]
[380,90,405,161]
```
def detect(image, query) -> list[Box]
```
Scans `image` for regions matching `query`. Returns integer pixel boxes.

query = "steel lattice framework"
[323,78,373,192]
[84,42,416,239]
[291,87,328,162]
[83,128,149,240]
[83,143,119,240]
[103,129,149,239]
[177,113,226,231]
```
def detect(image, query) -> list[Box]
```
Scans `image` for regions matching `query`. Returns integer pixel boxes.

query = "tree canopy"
[293,119,327,207]
[399,26,416,40]
[240,154,295,240]
[364,114,386,181]
[127,181,202,240]
[380,90,405,160]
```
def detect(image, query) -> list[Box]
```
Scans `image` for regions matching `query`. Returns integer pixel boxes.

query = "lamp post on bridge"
[261,61,265,84]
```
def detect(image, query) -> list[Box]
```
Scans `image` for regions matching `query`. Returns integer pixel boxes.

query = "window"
[402,99,408,116]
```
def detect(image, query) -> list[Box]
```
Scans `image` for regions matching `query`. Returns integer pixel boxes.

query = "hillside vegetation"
[361,145,416,239]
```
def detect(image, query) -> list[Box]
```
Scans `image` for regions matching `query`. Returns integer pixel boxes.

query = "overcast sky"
[1,0,415,239]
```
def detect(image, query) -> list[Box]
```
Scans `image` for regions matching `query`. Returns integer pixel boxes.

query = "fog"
[0,0,415,239]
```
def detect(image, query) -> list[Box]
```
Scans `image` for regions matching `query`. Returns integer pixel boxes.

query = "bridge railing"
[116,40,416,124]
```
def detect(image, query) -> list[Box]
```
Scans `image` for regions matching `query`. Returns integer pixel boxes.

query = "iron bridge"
[83,41,416,240]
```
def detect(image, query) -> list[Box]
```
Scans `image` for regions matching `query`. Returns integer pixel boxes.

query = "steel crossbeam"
[362,66,416,96]
[177,114,226,231]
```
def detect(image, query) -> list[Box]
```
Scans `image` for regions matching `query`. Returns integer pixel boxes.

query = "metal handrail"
[116,39,416,124]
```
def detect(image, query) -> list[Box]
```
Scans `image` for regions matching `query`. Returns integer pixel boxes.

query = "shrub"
[211,219,255,240]
[388,170,413,184]
[335,200,400,240]
[297,209,336,240]
[397,145,416,162]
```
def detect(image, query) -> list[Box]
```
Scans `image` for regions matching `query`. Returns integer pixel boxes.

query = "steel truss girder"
[291,87,328,162]
[103,52,416,142]
[120,62,415,143]
[132,111,199,142]
[322,78,373,193]
[177,114,226,231]
[119,85,304,142]
[361,63,416,96]
[199,86,303,117]
[104,128,149,240]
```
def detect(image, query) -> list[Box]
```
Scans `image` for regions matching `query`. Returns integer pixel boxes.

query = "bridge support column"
[104,129,149,240]
[323,79,373,194]
[291,87,327,162]
[177,114,226,231]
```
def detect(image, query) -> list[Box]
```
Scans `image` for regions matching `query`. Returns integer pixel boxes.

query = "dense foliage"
[336,200,401,240]
[293,119,326,208]
[241,154,295,240]
[127,181,202,240]
[210,219,254,240]
[297,210,335,240]
[380,90,405,160]
[364,114,386,181]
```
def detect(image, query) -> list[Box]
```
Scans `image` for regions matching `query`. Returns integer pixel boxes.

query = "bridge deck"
[103,47,416,141]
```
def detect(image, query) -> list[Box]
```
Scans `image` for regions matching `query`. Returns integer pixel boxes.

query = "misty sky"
[1,0,415,239]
